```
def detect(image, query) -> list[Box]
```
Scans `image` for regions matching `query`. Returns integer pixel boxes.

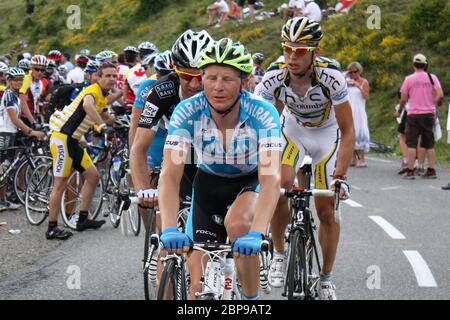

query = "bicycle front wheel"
[25,163,53,225]
[128,202,141,236]
[285,229,307,300]
[60,171,104,230]
[157,258,188,300]
[14,155,52,206]
[144,208,158,300]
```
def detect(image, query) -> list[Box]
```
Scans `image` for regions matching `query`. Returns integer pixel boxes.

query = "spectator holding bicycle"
[0,68,45,211]
[397,54,444,179]
[46,63,117,240]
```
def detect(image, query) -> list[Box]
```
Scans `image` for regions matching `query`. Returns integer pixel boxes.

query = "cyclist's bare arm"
[334,101,355,178]
[128,107,142,149]
[251,150,281,234]
[106,88,123,105]
[158,148,187,230]
[82,95,106,126]
[130,127,156,191]
[6,109,44,139]
[19,94,35,124]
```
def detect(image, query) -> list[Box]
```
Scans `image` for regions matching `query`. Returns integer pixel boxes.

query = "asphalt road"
[1,155,449,300]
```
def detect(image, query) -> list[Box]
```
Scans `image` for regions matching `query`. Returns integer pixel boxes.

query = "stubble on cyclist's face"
[98,68,117,91]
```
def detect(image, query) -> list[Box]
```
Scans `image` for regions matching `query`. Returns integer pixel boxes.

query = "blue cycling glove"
[160,227,191,251]
[232,231,264,256]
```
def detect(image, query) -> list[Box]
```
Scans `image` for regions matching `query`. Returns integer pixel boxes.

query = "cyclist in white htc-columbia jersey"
[255,17,355,300]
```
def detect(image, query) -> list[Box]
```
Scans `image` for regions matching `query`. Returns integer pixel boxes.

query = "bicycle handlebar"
[280,188,334,197]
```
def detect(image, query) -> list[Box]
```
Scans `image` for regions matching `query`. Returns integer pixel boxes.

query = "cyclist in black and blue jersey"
[131,30,214,212]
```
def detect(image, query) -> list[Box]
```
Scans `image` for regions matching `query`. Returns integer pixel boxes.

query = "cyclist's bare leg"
[79,166,100,212]
[315,197,340,274]
[49,177,69,222]
[186,251,205,300]
[271,165,296,252]
[226,191,259,297]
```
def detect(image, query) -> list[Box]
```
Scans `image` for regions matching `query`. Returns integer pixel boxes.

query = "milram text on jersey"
[254,57,349,128]
[164,91,282,178]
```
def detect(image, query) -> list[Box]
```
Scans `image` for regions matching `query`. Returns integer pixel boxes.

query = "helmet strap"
[206,75,243,118]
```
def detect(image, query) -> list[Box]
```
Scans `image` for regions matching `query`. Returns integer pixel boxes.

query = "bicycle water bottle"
[204,259,222,297]
[222,256,234,300]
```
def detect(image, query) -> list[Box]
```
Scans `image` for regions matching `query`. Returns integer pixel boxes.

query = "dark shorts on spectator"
[405,114,435,149]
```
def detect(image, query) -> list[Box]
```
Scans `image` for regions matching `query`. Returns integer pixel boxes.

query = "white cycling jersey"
[254,56,349,129]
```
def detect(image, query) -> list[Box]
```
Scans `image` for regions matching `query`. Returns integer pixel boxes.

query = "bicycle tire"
[14,155,52,206]
[60,171,104,230]
[128,202,141,236]
[305,209,321,299]
[25,163,52,226]
[144,208,157,300]
[106,192,121,228]
[157,258,188,300]
[285,229,307,300]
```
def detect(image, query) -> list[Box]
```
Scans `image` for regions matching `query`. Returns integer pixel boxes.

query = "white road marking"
[427,185,442,191]
[343,199,363,207]
[380,186,402,191]
[403,251,438,287]
[368,216,406,240]
[352,185,361,191]
[366,156,393,163]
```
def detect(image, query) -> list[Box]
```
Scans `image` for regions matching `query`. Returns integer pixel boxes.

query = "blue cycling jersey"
[134,78,158,109]
[165,91,282,178]
[134,78,165,169]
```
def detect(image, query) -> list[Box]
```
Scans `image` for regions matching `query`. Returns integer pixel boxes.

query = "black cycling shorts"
[186,169,260,243]
[0,133,16,164]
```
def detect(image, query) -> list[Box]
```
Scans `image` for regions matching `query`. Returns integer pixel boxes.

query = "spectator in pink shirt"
[397,54,444,179]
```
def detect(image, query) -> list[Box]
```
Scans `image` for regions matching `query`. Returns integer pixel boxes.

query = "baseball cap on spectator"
[63,52,71,60]
[23,52,32,60]
[413,53,427,64]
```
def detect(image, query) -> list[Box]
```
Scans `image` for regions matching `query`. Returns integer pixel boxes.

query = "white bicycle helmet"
[114,114,131,128]
[0,62,9,73]
[172,30,214,68]
[141,52,158,67]
[6,67,26,79]
[154,50,175,76]
[18,59,32,70]
[124,46,139,53]
[31,55,47,67]
[139,41,158,57]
